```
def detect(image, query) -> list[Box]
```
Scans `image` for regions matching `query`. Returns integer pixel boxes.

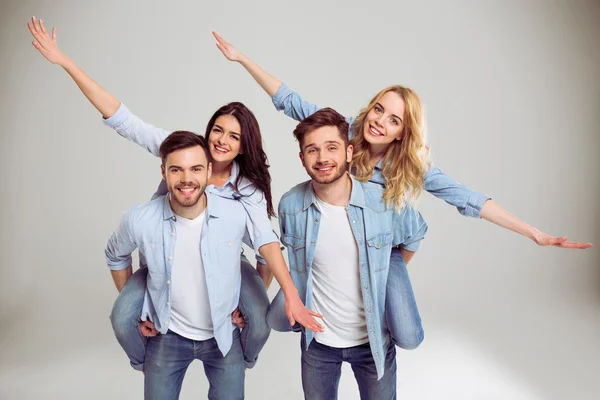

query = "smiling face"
[207,114,242,164]
[362,90,405,147]
[300,125,353,185]
[161,145,211,209]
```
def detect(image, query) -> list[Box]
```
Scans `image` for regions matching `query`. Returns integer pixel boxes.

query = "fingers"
[139,321,159,337]
[293,309,324,332]
[33,16,45,38]
[213,31,226,45]
[30,17,40,34]
[27,17,50,48]
[140,324,152,337]
[39,18,49,37]
[27,20,42,44]
[299,316,323,333]
[555,241,593,249]
[287,312,296,327]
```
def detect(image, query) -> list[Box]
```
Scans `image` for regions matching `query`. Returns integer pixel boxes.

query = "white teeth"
[369,126,383,136]
[214,145,228,153]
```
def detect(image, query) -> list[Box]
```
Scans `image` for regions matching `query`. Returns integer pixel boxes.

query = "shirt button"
[352,220,356,224]
[311,241,315,244]
[315,218,319,222]
[171,216,176,221]
[167,280,171,285]
[168,256,173,261]
[171,232,175,237]
[166,301,170,306]
[228,242,232,247]
[151,244,155,249]
[164,321,169,325]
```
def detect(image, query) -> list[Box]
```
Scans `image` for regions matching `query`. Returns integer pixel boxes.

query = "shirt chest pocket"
[214,238,243,276]
[366,232,393,272]
[281,235,307,273]
[140,240,166,276]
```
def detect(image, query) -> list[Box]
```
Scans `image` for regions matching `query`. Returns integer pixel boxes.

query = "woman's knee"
[110,268,147,337]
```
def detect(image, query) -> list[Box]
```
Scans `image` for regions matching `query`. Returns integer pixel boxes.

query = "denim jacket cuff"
[466,192,491,218]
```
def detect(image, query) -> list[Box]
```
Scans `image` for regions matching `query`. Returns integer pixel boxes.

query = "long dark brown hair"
[205,102,275,218]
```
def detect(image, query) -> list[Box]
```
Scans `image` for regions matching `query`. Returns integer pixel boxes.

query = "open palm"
[533,232,592,249]
[27,16,67,65]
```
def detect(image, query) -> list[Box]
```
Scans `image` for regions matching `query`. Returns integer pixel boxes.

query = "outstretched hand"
[284,293,324,333]
[212,31,243,62]
[533,231,592,249]
[27,16,68,66]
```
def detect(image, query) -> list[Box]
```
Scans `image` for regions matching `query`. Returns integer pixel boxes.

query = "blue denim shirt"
[105,193,253,356]
[103,103,277,262]
[278,176,428,379]
[272,83,490,218]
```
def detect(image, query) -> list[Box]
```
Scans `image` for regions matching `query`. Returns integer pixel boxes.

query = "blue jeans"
[109,255,271,371]
[301,334,397,400]
[267,247,423,350]
[145,328,244,400]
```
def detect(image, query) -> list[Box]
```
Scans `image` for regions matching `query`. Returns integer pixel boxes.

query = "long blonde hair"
[350,85,431,210]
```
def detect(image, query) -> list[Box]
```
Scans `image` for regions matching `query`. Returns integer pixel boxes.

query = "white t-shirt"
[312,196,368,348]
[169,212,214,341]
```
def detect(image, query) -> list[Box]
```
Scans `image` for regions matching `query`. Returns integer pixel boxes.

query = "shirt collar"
[302,173,366,211]
[161,192,222,221]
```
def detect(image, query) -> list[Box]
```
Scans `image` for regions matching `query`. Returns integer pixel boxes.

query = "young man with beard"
[105,131,258,399]
[270,108,428,399]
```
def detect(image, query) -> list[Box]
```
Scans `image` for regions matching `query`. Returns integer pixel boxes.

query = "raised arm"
[28,17,170,157]
[28,17,119,118]
[480,200,592,249]
[424,165,592,249]
[213,32,330,123]
[212,31,281,97]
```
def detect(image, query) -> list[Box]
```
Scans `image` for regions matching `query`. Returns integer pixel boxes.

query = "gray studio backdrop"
[1,0,598,399]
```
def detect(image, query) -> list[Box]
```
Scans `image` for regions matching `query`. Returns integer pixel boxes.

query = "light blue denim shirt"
[103,103,277,262]
[272,83,490,218]
[105,193,253,356]
[278,176,428,379]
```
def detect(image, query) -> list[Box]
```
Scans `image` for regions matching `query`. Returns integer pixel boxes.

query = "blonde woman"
[212,32,592,350]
